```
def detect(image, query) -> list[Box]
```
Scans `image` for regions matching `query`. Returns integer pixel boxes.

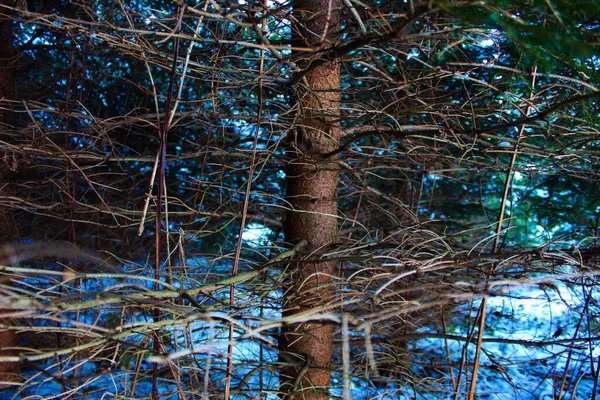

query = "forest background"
[1,0,600,399]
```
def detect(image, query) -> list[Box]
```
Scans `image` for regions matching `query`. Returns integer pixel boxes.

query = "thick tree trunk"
[280,0,341,398]
[0,0,20,386]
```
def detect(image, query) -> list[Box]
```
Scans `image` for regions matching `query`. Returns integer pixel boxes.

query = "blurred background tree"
[0,0,20,386]
[0,0,599,398]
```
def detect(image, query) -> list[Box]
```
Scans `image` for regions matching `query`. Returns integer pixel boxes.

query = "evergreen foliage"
[0,0,599,398]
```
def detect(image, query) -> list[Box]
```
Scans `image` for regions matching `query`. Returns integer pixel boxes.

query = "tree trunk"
[280,0,341,398]
[0,0,20,387]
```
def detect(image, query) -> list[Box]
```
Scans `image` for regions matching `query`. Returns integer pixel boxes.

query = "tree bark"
[280,0,341,398]
[0,0,20,387]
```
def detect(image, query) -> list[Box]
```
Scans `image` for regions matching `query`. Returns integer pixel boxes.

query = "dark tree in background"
[0,0,19,385]
[0,0,599,399]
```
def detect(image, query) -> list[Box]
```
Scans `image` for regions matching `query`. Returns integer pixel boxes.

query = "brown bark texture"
[280,0,342,398]
[0,0,20,387]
